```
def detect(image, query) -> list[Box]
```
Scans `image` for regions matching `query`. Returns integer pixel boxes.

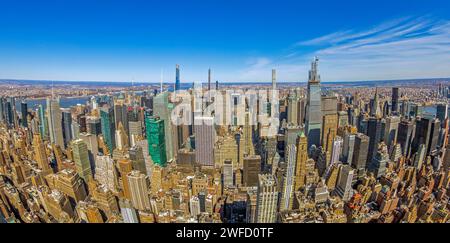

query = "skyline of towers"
[0,59,449,224]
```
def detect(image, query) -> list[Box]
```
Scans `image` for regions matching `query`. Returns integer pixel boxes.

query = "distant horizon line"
[0,77,449,85]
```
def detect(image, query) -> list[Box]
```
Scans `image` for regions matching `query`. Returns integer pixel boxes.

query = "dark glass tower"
[62,109,73,147]
[397,119,415,157]
[392,87,399,113]
[175,64,181,91]
[20,101,28,128]
[100,107,116,153]
[411,117,432,156]
[366,117,382,164]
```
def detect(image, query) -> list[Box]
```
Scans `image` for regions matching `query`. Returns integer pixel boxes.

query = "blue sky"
[0,0,449,82]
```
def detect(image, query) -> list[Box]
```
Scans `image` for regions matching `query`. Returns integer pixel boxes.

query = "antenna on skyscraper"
[51,80,54,99]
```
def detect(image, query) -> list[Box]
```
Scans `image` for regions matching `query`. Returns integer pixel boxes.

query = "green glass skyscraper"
[145,113,167,167]
[153,92,175,162]
[100,106,116,153]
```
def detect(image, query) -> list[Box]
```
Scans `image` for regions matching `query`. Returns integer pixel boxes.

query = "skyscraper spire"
[372,87,381,117]
[308,56,320,83]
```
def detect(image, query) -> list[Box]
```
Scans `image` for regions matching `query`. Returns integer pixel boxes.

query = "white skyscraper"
[119,199,139,223]
[190,196,201,218]
[194,116,216,166]
[281,144,296,210]
[95,155,118,193]
[329,136,343,172]
[256,174,279,223]
[128,170,151,211]
[336,165,354,202]
[47,97,65,149]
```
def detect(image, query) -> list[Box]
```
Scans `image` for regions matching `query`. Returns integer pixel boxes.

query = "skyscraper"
[118,159,133,200]
[256,174,278,223]
[95,155,118,193]
[38,104,48,140]
[33,134,53,175]
[352,133,370,182]
[272,69,276,91]
[295,132,308,190]
[87,117,102,135]
[427,118,440,155]
[243,155,261,187]
[367,117,383,164]
[412,117,432,156]
[397,119,415,157]
[62,108,73,148]
[115,122,129,151]
[281,144,296,211]
[335,164,354,202]
[328,136,343,173]
[194,116,215,166]
[384,116,400,149]
[119,199,139,223]
[129,146,147,175]
[20,101,28,128]
[343,133,356,164]
[175,64,181,91]
[392,87,399,113]
[145,115,167,167]
[222,159,233,187]
[127,170,151,211]
[305,57,322,147]
[100,106,116,154]
[47,97,65,149]
[287,92,299,125]
[371,88,382,118]
[72,139,92,181]
[368,142,389,178]
[153,92,175,161]
[114,102,129,135]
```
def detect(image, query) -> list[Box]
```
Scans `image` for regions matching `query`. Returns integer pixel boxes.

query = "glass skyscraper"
[100,107,116,154]
[305,57,322,147]
[145,113,167,167]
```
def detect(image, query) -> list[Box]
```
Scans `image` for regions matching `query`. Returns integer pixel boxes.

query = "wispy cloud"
[240,16,450,82]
